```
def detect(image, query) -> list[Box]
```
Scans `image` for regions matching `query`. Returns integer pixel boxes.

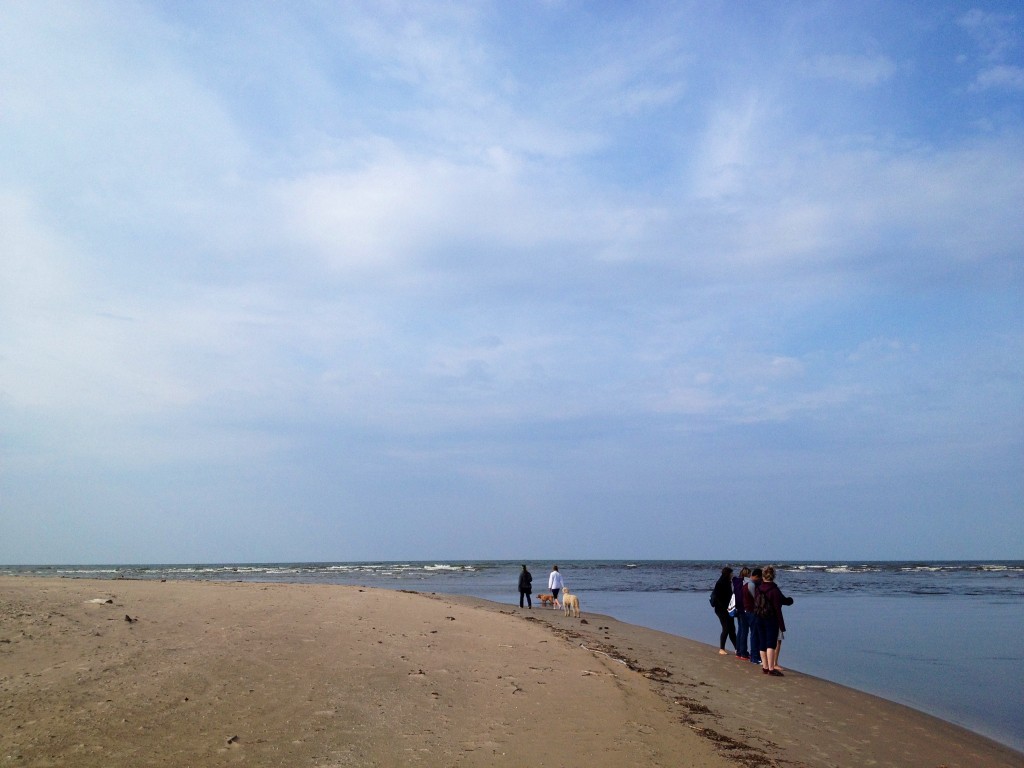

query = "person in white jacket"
[548,565,564,609]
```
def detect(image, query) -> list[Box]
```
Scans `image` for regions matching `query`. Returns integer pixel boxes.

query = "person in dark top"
[711,566,737,655]
[744,567,763,665]
[755,565,794,676]
[732,567,751,660]
[518,564,533,608]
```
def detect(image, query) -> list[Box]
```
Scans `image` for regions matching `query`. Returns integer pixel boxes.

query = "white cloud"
[340,3,490,105]
[0,194,79,320]
[674,129,1024,282]
[958,9,1019,61]
[847,338,916,364]
[970,64,1024,91]
[689,93,765,200]
[0,3,244,203]
[801,53,897,87]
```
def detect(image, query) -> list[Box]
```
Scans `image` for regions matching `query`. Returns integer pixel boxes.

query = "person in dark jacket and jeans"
[732,567,751,660]
[744,568,763,665]
[518,564,533,608]
[711,566,737,655]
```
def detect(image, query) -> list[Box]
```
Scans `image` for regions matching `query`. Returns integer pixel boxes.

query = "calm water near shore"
[5,559,1022,752]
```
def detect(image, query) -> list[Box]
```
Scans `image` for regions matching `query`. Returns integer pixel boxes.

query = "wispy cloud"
[970,63,1024,90]
[800,53,897,87]
[958,8,1019,61]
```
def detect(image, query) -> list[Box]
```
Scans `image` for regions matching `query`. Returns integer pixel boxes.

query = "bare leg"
[775,638,784,671]
[763,646,775,671]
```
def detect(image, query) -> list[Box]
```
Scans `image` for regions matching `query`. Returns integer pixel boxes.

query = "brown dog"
[536,594,555,607]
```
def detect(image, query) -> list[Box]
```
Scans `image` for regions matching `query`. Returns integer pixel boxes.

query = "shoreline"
[448,592,1023,767]
[1,577,1020,767]
[564,588,1024,752]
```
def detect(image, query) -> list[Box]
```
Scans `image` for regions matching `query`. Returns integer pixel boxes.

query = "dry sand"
[1,577,1020,768]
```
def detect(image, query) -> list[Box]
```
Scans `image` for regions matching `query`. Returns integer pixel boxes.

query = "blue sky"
[1,1,1021,564]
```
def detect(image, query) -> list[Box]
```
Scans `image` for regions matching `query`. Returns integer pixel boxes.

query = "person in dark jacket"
[732,567,751,660]
[518,564,533,608]
[755,565,794,676]
[711,566,737,655]
[744,567,763,665]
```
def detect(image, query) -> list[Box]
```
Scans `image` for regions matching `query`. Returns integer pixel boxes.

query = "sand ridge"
[0,577,726,767]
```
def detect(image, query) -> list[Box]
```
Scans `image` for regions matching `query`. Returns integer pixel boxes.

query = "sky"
[1,1,1021,565]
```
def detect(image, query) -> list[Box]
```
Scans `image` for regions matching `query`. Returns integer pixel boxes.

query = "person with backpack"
[732,567,752,660]
[741,565,765,667]
[744,568,764,666]
[754,565,794,676]
[710,566,738,656]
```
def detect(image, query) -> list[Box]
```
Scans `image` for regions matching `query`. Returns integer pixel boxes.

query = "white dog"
[562,587,580,618]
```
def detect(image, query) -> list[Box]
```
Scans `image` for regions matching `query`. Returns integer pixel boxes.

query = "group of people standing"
[517,564,564,608]
[711,565,793,677]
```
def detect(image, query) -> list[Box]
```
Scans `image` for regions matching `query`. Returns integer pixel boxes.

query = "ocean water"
[4,560,1022,752]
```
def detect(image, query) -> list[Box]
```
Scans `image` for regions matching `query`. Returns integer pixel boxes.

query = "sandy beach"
[1,578,1019,767]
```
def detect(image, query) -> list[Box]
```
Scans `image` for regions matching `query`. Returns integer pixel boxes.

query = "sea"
[4,559,1022,753]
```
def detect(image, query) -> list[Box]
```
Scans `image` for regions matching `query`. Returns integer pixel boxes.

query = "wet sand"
[1,577,1019,767]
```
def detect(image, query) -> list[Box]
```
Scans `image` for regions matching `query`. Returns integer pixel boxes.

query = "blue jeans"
[748,613,762,662]
[735,609,750,656]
